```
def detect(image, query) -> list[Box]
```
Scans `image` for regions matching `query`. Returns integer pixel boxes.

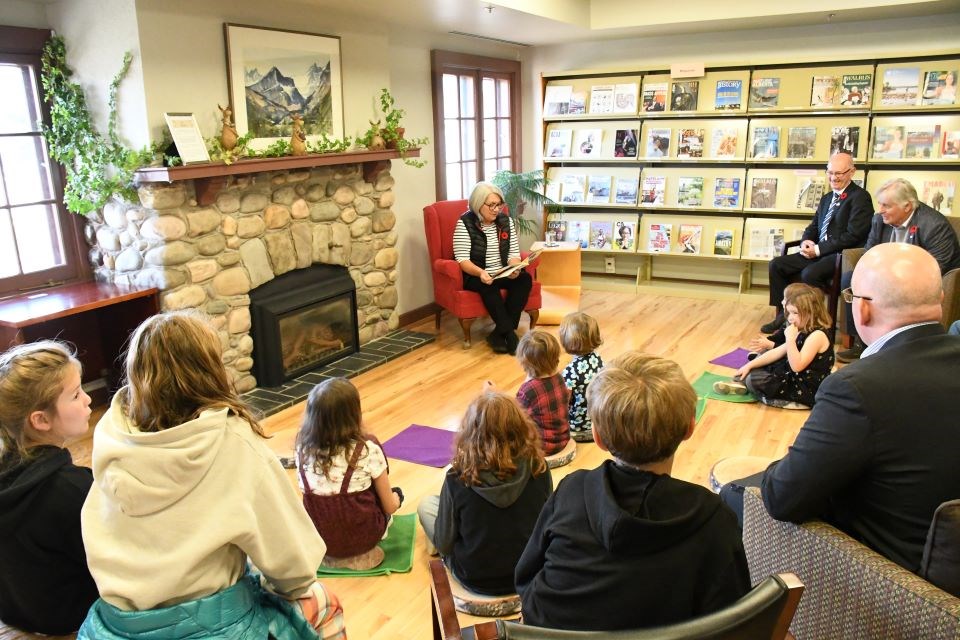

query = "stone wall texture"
[85,163,400,392]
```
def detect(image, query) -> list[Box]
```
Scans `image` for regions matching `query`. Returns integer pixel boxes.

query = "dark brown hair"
[516,330,560,378]
[121,310,262,435]
[296,377,365,478]
[558,312,603,356]
[452,391,546,486]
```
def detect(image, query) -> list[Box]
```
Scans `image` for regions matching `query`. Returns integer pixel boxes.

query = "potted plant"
[491,169,563,237]
[360,88,429,167]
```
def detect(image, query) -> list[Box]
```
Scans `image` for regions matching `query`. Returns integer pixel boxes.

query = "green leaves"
[491,169,563,237]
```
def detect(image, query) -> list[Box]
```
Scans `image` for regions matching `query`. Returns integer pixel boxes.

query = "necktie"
[819,193,840,242]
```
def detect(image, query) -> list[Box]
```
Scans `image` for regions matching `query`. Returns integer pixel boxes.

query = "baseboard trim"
[399,303,440,327]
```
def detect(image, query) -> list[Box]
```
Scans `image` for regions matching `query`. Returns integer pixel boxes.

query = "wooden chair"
[423,200,541,348]
[780,241,842,341]
[430,559,803,640]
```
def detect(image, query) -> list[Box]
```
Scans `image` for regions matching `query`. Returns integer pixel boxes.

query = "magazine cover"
[830,126,860,156]
[881,67,920,106]
[543,85,572,116]
[750,177,778,209]
[713,177,741,208]
[545,129,572,158]
[942,130,960,159]
[677,176,704,207]
[670,81,699,111]
[905,126,940,159]
[646,128,671,157]
[710,128,739,158]
[614,220,636,250]
[642,82,667,112]
[589,85,614,114]
[613,83,639,113]
[749,77,780,108]
[841,73,872,106]
[713,230,734,256]
[677,128,705,158]
[641,176,666,205]
[678,224,703,254]
[872,126,905,159]
[559,174,586,204]
[922,180,955,215]
[587,175,612,203]
[566,220,590,248]
[714,79,742,110]
[647,223,672,253]
[921,70,958,106]
[614,176,639,205]
[574,129,603,158]
[546,219,567,242]
[795,177,826,210]
[751,126,780,159]
[786,127,817,159]
[810,75,841,107]
[614,129,639,158]
[590,220,613,249]
[545,180,561,204]
[748,227,784,259]
[568,91,587,115]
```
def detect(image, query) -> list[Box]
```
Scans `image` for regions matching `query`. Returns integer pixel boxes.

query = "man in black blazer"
[837,177,960,361]
[722,243,960,572]
[762,152,873,333]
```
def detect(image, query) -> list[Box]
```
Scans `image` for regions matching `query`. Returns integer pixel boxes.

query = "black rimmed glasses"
[826,168,853,178]
[841,287,873,303]
[484,201,505,210]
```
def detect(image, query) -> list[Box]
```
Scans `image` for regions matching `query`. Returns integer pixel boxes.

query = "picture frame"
[224,23,343,151]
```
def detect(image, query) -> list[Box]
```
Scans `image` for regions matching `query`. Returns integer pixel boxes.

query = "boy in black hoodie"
[515,352,750,631]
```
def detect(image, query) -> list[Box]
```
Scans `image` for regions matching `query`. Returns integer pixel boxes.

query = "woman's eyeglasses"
[484,201,505,210]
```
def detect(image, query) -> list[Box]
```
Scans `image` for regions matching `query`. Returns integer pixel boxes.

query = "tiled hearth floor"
[240,330,435,417]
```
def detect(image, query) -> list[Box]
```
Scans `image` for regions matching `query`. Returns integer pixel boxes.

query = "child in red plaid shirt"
[516,331,571,455]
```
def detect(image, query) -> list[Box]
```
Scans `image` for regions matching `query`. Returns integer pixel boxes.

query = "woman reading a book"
[452,182,533,355]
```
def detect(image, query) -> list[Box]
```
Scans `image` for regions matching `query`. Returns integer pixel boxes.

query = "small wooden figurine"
[218,104,238,151]
[366,120,386,151]
[290,114,307,156]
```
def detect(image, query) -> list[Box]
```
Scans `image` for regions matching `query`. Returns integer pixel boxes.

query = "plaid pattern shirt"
[517,373,571,455]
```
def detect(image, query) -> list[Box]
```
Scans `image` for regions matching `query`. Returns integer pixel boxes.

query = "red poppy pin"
[909,225,918,236]
[500,231,509,240]
[839,192,848,200]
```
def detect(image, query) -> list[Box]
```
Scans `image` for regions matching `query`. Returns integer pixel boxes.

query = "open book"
[491,248,543,280]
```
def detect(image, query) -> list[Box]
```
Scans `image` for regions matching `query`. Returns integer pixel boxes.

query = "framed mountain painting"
[224,23,343,150]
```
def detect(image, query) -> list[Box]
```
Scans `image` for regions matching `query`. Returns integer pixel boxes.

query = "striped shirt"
[453,215,521,274]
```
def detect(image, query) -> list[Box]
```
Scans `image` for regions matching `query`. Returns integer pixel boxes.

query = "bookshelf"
[540,54,960,301]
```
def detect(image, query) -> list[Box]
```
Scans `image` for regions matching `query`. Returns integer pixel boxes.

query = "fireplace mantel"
[134,148,420,205]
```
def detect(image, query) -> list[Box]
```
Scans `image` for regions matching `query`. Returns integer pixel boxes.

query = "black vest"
[460,210,511,270]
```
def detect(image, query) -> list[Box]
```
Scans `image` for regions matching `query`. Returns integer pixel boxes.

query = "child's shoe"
[712,380,748,395]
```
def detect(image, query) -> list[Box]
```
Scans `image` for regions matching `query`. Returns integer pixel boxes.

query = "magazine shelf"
[541,54,959,301]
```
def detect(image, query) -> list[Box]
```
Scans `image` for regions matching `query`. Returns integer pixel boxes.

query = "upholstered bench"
[443,565,521,617]
[545,439,577,469]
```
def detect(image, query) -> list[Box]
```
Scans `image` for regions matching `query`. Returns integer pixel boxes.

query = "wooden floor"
[70,290,815,639]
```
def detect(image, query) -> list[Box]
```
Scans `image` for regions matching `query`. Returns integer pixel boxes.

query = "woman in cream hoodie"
[79,311,344,639]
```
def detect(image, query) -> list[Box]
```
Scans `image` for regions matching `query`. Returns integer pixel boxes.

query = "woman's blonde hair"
[784,283,832,333]
[516,330,560,378]
[296,377,365,478]
[0,340,80,462]
[558,312,602,356]
[452,391,546,487]
[121,310,262,435]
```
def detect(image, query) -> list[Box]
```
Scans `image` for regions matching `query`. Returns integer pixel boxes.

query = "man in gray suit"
[837,177,960,361]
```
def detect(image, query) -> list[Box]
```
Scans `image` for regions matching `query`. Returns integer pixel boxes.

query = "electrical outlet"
[604,256,616,273]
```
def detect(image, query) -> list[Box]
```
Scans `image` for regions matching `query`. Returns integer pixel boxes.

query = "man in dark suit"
[837,177,960,361]
[762,152,873,333]
[723,243,960,572]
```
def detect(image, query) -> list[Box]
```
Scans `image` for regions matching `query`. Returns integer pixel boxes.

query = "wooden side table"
[530,240,582,325]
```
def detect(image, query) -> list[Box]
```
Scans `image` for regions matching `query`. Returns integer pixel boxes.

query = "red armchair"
[423,199,541,347]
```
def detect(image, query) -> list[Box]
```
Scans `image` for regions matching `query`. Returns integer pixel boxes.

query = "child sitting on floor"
[515,330,571,455]
[297,377,401,568]
[418,391,552,595]
[715,283,834,408]
[515,352,750,632]
[0,341,98,635]
[558,312,603,442]
[79,311,344,640]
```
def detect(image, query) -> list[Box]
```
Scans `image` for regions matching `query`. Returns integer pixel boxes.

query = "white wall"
[0,0,48,28]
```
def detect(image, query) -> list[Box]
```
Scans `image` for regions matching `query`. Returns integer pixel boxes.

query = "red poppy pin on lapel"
[839,192,848,200]
[500,231,509,240]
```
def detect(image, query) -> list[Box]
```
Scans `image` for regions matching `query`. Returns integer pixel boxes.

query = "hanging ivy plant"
[40,36,164,216]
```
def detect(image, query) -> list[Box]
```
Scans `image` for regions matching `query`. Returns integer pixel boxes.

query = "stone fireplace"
[83,157,401,392]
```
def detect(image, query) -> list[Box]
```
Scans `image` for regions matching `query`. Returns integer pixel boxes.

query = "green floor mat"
[316,513,416,578]
[695,396,707,423]
[694,371,758,403]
